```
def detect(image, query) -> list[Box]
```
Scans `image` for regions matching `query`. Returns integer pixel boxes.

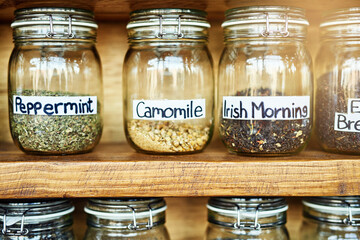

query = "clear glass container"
[123,8,214,154]
[218,6,313,156]
[315,8,360,154]
[206,197,289,240]
[0,199,75,240]
[8,8,103,155]
[300,197,360,240]
[84,198,170,240]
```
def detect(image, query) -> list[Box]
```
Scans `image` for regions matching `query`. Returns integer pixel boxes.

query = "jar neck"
[85,198,166,231]
[0,199,74,237]
[207,198,288,230]
[222,6,308,41]
[303,197,360,226]
[11,8,98,41]
[320,8,360,39]
[128,39,207,47]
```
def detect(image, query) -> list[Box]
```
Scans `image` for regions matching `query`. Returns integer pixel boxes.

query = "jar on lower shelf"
[206,197,289,240]
[0,199,75,239]
[8,8,103,155]
[301,197,360,240]
[84,198,170,240]
[218,6,313,156]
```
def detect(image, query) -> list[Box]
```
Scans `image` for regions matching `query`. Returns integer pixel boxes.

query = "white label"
[133,99,205,120]
[334,98,360,132]
[222,96,310,120]
[13,95,97,116]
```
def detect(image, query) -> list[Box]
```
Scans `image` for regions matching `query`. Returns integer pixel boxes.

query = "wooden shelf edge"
[0,142,359,198]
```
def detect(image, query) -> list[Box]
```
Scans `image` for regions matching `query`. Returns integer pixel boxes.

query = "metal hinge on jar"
[156,15,184,39]
[1,211,29,236]
[46,14,75,39]
[261,13,289,37]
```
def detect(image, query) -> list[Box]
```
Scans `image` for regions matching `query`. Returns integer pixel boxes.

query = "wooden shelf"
[0,141,359,199]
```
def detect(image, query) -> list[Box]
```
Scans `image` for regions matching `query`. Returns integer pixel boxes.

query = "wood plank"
[0,142,359,198]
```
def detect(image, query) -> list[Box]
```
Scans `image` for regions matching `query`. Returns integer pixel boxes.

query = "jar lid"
[303,197,360,226]
[11,7,98,40]
[222,6,309,39]
[126,8,210,40]
[207,197,288,229]
[0,199,74,236]
[320,8,360,27]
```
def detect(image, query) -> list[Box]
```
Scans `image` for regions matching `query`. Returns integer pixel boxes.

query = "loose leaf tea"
[9,90,102,154]
[316,73,360,153]
[127,119,211,153]
[219,88,311,155]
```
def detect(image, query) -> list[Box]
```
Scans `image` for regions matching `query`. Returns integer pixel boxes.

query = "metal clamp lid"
[303,199,360,226]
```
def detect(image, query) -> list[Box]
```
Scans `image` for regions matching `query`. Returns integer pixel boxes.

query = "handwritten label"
[13,95,97,116]
[133,99,205,120]
[335,99,360,132]
[222,96,310,120]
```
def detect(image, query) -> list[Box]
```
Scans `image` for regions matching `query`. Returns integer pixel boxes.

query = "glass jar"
[218,6,313,156]
[301,197,360,240]
[9,8,103,155]
[0,199,75,240]
[123,8,214,154]
[315,8,360,154]
[206,197,289,240]
[84,198,170,240]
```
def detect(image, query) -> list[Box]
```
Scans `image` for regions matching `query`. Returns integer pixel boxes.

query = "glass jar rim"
[208,197,288,217]
[222,5,309,28]
[126,8,210,29]
[85,198,167,220]
[320,7,360,28]
[11,7,98,29]
[0,199,74,224]
[303,197,360,214]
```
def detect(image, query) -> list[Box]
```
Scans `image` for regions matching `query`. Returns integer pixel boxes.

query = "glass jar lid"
[222,6,309,39]
[303,197,360,226]
[320,8,360,38]
[126,8,210,40]
[207,197,288,229]
[0,199,74,236]
[85,198,167,230]
[11,7,98,40]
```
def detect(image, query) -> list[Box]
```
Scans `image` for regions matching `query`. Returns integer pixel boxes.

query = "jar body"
[206,223,289,240]
[315,39,360,154]
[300,217,360,240]
[84,225,170,240]
[124,42,214,154]
[8,41,103,155]
[218,39,313,155]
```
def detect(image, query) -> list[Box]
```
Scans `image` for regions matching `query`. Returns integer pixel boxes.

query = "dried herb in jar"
[316,73,360,153]
[9,90,102,154]
[127,119,211,153]
[219,88,311,155]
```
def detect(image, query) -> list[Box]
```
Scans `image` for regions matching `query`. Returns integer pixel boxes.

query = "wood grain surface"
[0,142,359,198]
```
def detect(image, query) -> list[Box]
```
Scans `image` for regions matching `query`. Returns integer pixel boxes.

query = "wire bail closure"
[156,15,184,39]
[1,210,29,236]
[127,204,154,230]
[233,204,261,230]
[343,201,360,226]
[261,13,289,37]
[46,14,75,38]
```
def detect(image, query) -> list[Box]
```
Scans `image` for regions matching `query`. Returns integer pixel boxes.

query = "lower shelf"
[0,142,359,198]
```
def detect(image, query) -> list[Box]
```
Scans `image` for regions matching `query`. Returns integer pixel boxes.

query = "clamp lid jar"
[206,197,289,240]
[0,199,75,239]
[84,198,170,240]
[124,8,214,154]
[9,7,103,155]
[218,6,313,156]
[315,8,360,154]
[301,197,360,239]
